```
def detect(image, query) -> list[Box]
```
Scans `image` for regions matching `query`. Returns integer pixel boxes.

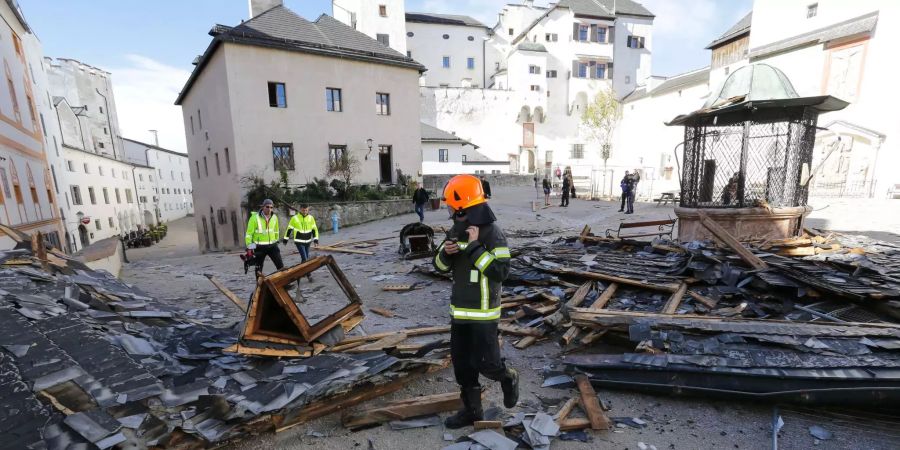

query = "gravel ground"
[120,187,900,450]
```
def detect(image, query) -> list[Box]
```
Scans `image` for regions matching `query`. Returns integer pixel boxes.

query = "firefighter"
[283,204,319,281]
[245,199,283,275]
[433,174,518,429]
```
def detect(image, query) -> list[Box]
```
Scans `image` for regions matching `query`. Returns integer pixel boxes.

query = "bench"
[655,191,680,206]
[606,218,677,240]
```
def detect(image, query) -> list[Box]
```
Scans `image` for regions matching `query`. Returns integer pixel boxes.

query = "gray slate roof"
[706,12,752,49]
[749,11,878,59]
[623,67,710,103]
[176,6,424,105]
[557,0,654,18]
[421,122,478,148]
[405,12,488,28]
[517,42,548,52]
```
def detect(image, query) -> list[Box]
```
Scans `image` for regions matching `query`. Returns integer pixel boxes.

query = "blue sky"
[21,0,752,150]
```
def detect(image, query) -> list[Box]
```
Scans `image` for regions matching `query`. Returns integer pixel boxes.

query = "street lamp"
[365,138,374,160]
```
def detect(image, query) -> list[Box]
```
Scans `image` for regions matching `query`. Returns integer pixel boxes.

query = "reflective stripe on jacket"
[285,213,319,244]
[245,212,280,246]
[433,222,510,322]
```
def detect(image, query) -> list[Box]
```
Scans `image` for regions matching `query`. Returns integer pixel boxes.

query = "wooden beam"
[661,283,688,314]
[223,343,311,358]
[590,283,618,310]
[559,326,580,346]
[559,418,592,431]
[338,326,450,345]
[514,336,538,349]
[341,392,466,429]
[544,267,680,293]
[554,397,579,421]
[546,281,593,327]
[575,374,609,430]
[205,275,248,312]
[579,329,606,345]
[579,225,591,243]
[369,306,395,318]
[345,333,408,353]
[317,246,375,256]
[697,211,768,270]
[474,421,504,430]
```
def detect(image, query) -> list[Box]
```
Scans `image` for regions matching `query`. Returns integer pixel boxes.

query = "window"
[198,109,202,129]
[215,153,221,175]
[530,85,541,92]
[375,93,390,115]
[98,166,104,176]
[103,127,108,135]
[99,106,103,114]
[272,143,295,170]
[508,28,514,36]
[407,51,412,58]
[627,36,645,49]
[376,33,390,46]
[442,56,451,68]
[807,3,818,18]
[138,174,143,181]
[379,4,387,16]
[195,160,200,178]
[108,217,114,228]
[190,116,194,134]
[596,64,606,79]
[98,142,105,149]
[328,145,347,169]
[545,33,558,42]
[597,27,607,43]
[66,160,74,172]
[267,82,287,108]
[529,65,541,74]
[115,188,121,204]
[83,163,90,174]
[326,88,342,112]
[578,62,587,78]
[467,58,475,70]
[546,70,558,78]
[625,75,631,84]
[71,186,83,205]
[95,220,101,231]
[545,150,553,162]
[111,168,116,178]
[579,25,589,41]
[467,36,475,41]
[125,189,133,203]
[12,34,22,56]
[571,144,585,159]
[203,156,208,176]
[461,154,467,162]
[407,31,414,37]
[492,170,500,175]
[442,34,449,40]
[102,188,109,204]
[439,149,449,162]
[88,187,96,204]
[225,148,231,173]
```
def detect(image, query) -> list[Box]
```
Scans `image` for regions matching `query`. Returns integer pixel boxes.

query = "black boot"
[444,387,483,429]
[501,368,519,408]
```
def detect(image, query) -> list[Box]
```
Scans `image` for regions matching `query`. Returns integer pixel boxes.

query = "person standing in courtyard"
[434,174,518,429]
[542,177,552,206]
[283,204,319,281]
[560,172,571,207]
[245,199,284,275]
[480,175,492,199]
[412,183,430,222]
[619,171,632,212]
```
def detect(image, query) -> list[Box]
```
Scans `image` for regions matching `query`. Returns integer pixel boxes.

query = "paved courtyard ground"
[121,187,900,450]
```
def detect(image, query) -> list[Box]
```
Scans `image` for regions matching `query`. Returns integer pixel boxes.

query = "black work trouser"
[254,244,284,273]
[451,321,507,389]
[620,192,627,210]
[561,190,570,206]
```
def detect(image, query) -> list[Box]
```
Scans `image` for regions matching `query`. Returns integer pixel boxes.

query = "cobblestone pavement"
[120,187,897,450]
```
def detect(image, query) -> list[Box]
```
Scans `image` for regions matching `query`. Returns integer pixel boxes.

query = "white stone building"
[176,1,425,252]
[420,122,509,176]
[335,0,655,196]
[0,0,64,250]
[123,138,194,223]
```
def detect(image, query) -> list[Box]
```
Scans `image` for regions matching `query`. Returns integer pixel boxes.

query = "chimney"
[248,0,282,19]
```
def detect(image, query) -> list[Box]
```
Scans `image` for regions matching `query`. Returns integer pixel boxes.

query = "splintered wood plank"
[514,336,538,349]
[498,324,544,337]
[687,290,718,309]
[369,307,395,318]
[661,283,688,314]
[317,246,375,256]
[590,283,618,310]
[341,392,465,429]
[341,314,366,333]
[546,282,593,327]
[554,397,579,421]
[338,326,450,345]
[382,284,415,292]
[474,421,503,430]
[205,275,249,312]
[559,418,592,431]
[697,211,768,270]
[559,326,580,346]
[579,329,607,345]
[345,333,408,353]
[223,343,312,358]
[579,225,592,243]
[575,374,609,430]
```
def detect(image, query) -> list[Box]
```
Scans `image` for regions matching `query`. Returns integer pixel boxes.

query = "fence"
[809,180,875,198]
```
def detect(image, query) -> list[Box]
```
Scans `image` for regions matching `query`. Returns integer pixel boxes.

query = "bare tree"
[580,87,622,169]
[327,150,361,199]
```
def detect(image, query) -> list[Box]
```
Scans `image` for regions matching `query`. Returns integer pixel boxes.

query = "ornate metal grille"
[680,108,818,208]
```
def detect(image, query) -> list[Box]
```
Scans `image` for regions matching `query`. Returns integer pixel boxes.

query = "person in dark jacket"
[434,174,517,429]
[479,175,492,199]
[542,177,552,206]
[619,171,632,212]
[412,183,430,222]
[560,174,571,207]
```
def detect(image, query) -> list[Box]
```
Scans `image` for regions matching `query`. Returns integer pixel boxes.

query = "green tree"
[581,87,622,169]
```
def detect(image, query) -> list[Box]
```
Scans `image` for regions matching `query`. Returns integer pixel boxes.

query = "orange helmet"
[443,174,486,211]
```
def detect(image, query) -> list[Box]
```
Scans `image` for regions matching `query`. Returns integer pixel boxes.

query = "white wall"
[406,22,489,87]
[123,139,194,223]
[333,0,407,54]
